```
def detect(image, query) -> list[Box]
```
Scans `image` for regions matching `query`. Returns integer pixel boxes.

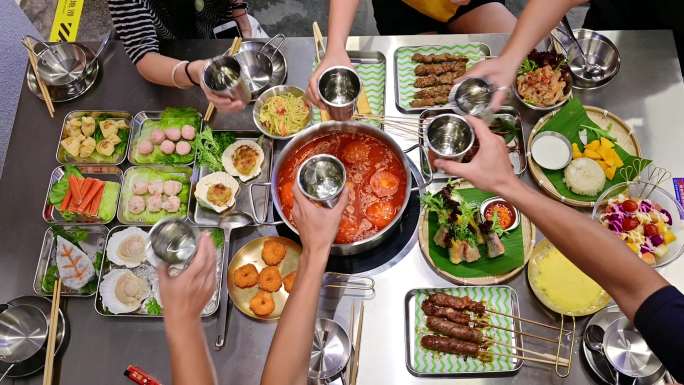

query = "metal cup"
[147,218,199,266]
[297,154,347,208]
[424,113,475,162]
[448,77,496,117]
[202,55,251,104]
[317,66,361,121]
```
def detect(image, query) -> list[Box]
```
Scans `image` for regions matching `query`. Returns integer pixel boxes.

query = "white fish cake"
[55,236,96,290]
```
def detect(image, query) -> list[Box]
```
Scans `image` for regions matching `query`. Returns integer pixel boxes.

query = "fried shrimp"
[262,239,288,266]
[258,266,282,292]
[249,291,276,316]
[233,263,259,288]
[283,271,297,293]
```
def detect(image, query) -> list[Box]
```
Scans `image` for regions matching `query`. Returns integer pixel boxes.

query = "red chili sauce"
[484,201,516,230]
[277,132,407,244]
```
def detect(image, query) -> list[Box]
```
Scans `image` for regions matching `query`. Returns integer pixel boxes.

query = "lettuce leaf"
[97,181,120,222]
[49,166,83,206]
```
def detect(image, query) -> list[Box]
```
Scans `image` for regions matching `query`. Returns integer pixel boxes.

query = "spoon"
[214,211,255,350]
[584,324,617,382]
[90,29,113,68]
[561,16,603,79]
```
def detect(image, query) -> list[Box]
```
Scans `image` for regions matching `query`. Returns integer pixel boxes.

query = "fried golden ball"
[283,271,297,293]
[261,239,287,266]
[249,291,276,317]
[233,263,258,288]
[258,266,282,292]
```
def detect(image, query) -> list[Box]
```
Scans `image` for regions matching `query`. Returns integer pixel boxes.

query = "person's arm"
[463,0,586,109]
[261,186,349,385]
[159,232,219,385]
[305,0,359,108]
[434,116,669,320]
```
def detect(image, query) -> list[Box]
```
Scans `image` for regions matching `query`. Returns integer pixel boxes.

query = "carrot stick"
[78,180,103,212]
[80,178,94,200]
[59,188,72,212]
[88,185,105,217]
[68,175,83,205]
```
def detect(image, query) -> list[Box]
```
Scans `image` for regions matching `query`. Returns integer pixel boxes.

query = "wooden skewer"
[486,309,563,331]
[346,303,355,385]
[22,39,55,118]
[491,350,569,368]
[42,278,61,385]
[350,302,364,385]
[484,337,569,365]
[486,323,559,344]
[354,113,422,124]
[312,22,325,64]
[203,37,242,122]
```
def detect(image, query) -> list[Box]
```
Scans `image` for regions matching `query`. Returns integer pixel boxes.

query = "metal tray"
[94,225,224,318]
[190,131,273,225]
[394,43,491,114]
[33,225,108,297]
[56,110,132,166]
[42,165,123,225]
[117,165,194,225]
[127,110,201,166]
[404,286,524,377]
[418,106,527,180]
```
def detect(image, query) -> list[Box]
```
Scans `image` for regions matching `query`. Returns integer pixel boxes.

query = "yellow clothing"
[401,0,459,22]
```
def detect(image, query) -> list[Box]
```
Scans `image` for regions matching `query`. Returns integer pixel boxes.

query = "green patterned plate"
[394,43,490,113]
[404,286,524,376]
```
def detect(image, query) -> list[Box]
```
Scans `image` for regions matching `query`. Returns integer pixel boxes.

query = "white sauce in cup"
[531,134,572,170]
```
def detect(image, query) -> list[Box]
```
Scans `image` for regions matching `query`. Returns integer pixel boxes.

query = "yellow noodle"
[259,93,310,136]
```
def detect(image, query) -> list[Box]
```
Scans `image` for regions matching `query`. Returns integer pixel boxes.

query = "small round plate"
[26,44,100,103]
[528,238,612,316]
[0,296,67,378]
[226,236,301,320]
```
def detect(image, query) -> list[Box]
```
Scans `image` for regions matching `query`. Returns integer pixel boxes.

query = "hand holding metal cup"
[424,113,475,163]
[147,218,199,266]
[297,154,347,208]
[202,55,252,104]
[317,66,361,121]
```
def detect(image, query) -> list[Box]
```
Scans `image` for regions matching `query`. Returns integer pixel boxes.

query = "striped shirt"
[108,0,235,64]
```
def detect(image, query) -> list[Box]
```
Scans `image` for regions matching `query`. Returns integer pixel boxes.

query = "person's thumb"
[157,262,170,284]
[464,115,492,141]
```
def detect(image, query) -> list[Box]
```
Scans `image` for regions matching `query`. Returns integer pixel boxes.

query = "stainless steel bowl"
[512,77,572,112]
[36,42,89,87]
[424,114,475,161]
[566,29,621,89]
[238,40,287,100]
[252,85,312,139]
[147,218,199,265]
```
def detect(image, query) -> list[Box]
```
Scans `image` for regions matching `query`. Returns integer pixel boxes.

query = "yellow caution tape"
[49,0,85,42]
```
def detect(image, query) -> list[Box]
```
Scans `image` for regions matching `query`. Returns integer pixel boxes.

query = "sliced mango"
[600,137,615,149]
[626,242,640,253]
[586,140,600,151]
[572,143,582,159]
[605,166,617,180]
[584,149,602,160]
[664,230,677,244]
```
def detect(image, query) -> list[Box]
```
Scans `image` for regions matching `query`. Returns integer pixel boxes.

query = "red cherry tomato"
[621,200,639,212]
[622,217,639,231]
[365,201,396,229]
[370,170,400,198]
[643,224,659,237]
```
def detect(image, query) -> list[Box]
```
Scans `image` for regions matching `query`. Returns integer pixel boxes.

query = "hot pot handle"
[403,144,433,192]
[249,182,284,226]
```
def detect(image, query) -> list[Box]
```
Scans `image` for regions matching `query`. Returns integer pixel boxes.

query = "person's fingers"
[490,89,507,112]
[433,159,471,178]
[157,262,170,285]
[184,233,212,279]
[292,181,317,211]
[331,187,349,216]
[464,115,495,142]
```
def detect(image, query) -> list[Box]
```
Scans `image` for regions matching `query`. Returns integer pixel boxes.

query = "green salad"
[196,126,236,172]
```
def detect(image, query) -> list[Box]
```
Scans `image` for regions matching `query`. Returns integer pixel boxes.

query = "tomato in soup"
[277,132,407,244]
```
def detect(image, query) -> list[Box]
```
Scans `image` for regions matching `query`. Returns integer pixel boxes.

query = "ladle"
[561,16,603,79]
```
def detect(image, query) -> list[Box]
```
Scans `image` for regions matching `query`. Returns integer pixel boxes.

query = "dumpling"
[96,139,115,156]
[79,137,96,158]
[100,269,150,314]
[107,133,122,145]
[132,181,148,195]
[106,227,148,268]
[61,135,84,158]
[162,195,181,213]
[147,194,162,213]
[81,116,96,137]
[147,180,163,195]
[127,195,146,214]
[65,118,82,137]
[222,140,264,182]
[55,236,95,290]
[99,119,119,139]
[163,180,182,196]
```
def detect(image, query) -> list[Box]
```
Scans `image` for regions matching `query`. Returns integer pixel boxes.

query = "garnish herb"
[145,298,162,316]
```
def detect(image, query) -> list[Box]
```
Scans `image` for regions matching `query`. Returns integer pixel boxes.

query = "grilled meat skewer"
[414,71,465,88]
[420,335,481,358]
[414,85,453,100]
[412,53,469,64]
[415,62,468,76]
[426,316,484,343]
[409,96,449,108]
[421,301,486,327]
[428,293,486,315]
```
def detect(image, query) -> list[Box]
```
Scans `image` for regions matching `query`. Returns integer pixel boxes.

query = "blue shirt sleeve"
[634,285,684,382]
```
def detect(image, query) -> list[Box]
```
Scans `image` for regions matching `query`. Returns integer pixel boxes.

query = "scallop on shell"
[222,140,264,182]
[100,269,150,314]
[106,227,149,268]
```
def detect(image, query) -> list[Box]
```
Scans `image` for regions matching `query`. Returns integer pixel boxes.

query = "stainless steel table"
[1,31,682,385]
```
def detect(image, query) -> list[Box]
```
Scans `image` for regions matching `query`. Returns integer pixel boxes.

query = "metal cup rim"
[424,113,475,159]
[317,65,361,108]
[296,154,347,205]
[201,55,243,92]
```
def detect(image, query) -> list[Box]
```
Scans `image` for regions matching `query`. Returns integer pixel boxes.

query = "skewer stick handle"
[486,338,569,364]
[493,351,569,368]
[487,323,559,344]
[487,309,562,331]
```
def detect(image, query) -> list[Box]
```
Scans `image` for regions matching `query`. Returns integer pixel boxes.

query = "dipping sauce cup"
[317,66,361,121]
[297,154,347,208]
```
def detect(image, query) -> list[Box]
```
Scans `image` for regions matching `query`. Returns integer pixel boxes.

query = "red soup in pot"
[277,132,407,244]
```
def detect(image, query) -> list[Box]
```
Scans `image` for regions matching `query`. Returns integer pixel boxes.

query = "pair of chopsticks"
[42,278,62,385]
[347,302,364,385]
[203,36,243,122]
[21,38,55,118]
